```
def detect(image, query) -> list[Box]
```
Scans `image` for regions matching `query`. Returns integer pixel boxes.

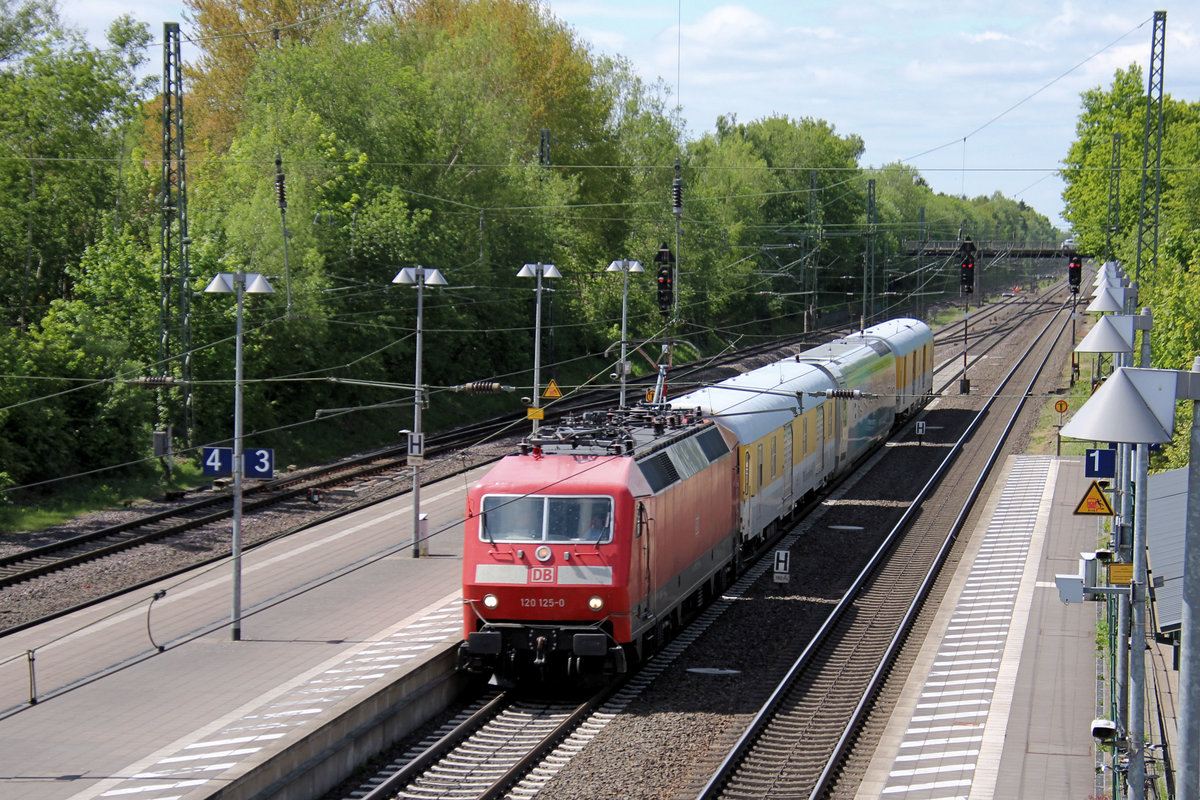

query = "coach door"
[782,424,794,505]
[815,405,825,476]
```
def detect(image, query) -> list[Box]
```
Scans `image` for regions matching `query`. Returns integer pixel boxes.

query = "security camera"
[1094,548,1115,563]
[610,372,620,381]
[520,396,532,406]
[1091,718,1119,743]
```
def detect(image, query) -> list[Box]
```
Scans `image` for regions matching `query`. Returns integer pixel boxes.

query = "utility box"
[1055,571,1084,604]
[1055,552,1102,604]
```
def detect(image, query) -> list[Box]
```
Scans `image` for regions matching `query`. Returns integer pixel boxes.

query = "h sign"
[773,550,791,583]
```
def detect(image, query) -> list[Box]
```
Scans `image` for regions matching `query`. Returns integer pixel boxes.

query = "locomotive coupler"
[533,635,547,665]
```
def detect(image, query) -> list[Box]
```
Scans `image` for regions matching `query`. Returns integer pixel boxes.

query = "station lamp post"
[394,266,447,558]
[204,270,274,641]
[517,262,561,433]
[606,258,643,409]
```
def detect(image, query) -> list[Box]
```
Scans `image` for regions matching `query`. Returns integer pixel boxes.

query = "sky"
[57,1,1200,231]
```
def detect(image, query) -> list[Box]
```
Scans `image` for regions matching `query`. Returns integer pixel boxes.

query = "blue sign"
[244,448,275,479]
[202,446,233,477]
[202,446,274,479]
[1085,447,1117,479]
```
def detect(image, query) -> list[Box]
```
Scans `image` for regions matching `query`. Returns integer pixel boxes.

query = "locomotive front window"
[480,495,613,543]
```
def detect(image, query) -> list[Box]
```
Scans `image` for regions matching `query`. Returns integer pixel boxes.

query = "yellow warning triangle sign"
[542,379,562,399]
[1074,480,1115,516]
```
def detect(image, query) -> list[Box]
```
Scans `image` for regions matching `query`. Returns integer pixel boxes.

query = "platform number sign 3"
[245,448,274,479]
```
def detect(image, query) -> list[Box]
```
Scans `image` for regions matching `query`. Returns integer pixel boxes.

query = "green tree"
[0,12,152,331]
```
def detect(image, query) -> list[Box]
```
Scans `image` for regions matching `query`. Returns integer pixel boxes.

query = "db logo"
[530,567,555,583]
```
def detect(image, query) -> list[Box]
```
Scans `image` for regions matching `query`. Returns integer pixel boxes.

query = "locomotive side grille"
[639,452,680,493]
[696,426,729,461]
[637,425,730,494]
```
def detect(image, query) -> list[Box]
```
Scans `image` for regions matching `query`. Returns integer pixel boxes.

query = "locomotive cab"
[460,457,639,684]
[459,408,740,687]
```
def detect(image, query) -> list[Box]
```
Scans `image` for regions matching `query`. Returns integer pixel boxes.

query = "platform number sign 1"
[1085,447,1116,479]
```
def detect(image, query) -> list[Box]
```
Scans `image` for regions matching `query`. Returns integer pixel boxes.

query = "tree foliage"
[2,0,1064,498]
[1061,64,1200,469]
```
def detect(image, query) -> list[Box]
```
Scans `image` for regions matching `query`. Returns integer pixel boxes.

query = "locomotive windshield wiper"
[481,515,495,546]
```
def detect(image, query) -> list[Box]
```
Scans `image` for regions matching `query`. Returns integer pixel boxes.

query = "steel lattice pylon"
[1133,10,1166,297]
[160,22,192,447]
[1105,132,1121,262]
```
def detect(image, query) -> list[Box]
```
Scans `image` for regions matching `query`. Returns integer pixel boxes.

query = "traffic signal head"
[1068,256,1082,290]
[960,258,975,293]
[654,243,674,314]
[657,265,673,313]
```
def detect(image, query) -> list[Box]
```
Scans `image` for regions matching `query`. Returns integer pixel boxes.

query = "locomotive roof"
[518,407,719,460]
[484,409,729,498]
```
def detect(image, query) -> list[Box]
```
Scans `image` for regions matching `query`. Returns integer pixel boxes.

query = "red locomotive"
[459,318,933,684]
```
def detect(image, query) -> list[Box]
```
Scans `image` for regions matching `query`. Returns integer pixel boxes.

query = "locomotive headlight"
[534,545,553,562]
[587,595,604,612]
[482,593,499,609]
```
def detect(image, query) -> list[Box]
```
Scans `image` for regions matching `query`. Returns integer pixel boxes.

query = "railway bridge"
[902,239,1077,259]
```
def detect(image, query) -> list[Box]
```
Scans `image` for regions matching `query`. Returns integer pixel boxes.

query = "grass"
[1026,346,1104,457]
[0,460,207,534]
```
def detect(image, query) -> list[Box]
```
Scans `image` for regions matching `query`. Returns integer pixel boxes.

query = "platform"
[854,454,1120,798]
[0,465,493,800]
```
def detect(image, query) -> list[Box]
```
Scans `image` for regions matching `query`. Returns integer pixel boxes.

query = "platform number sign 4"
[202,446,233,477]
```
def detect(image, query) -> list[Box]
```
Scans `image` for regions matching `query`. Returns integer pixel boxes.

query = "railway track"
[0,325,846,629]
[693,296,1074,799]
[338,689,607,800]
[1,288,1074,627]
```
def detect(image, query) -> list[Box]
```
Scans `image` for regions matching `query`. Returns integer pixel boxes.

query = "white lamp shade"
[1061,367,1177,444]
[519,262,560,279]
[1075,315,1134,355]
[394,266,448,286]
[245,274,275,294]
[205,274,235,293]
[607,259,644,273]
[1086,287,1125,313]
